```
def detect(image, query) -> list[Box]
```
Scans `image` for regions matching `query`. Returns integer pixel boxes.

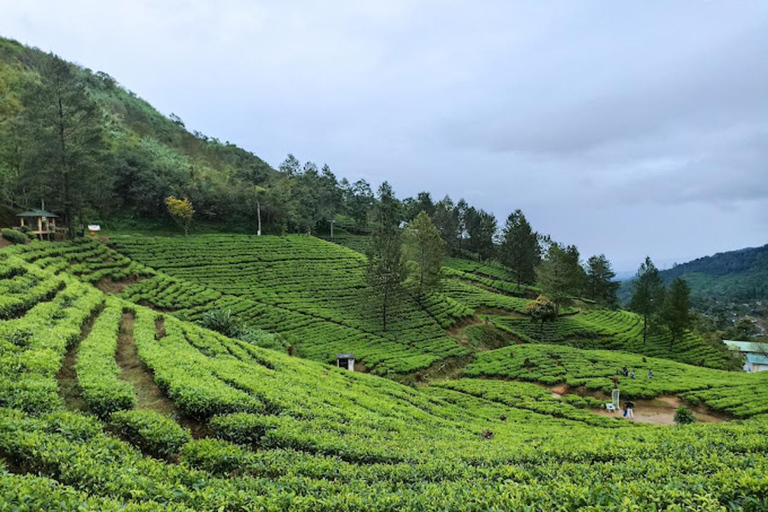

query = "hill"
[619,243,768,306]
[660,244,768,301]
[0,36,274,229]
[5,235,734,371]
[3,239,768,509]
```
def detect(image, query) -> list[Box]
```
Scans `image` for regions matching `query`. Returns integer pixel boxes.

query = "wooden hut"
[17,209,58,240]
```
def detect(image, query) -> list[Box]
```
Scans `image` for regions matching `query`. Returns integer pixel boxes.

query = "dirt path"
[115,312,207,437]
[586,395,725,426]
[116,312,176,414]
[57,304,103,412]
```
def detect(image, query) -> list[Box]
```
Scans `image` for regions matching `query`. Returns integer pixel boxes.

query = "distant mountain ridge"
[657,244,768,301]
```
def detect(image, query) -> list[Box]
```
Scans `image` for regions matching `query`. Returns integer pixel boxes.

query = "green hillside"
[2,34,767,512]
[3,244,768,510]
[620,244,768,303]
[0,37,275,229]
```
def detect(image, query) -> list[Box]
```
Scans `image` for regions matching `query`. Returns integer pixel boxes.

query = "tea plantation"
[2,238,768,510]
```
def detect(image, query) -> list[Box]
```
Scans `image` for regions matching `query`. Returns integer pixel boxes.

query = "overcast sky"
[2,1,767,271]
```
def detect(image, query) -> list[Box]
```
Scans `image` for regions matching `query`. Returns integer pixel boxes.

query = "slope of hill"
[660,244,768,301]
[621,244,768,303]
[6,236,736,374]
[0,36,274,226]
[3,246,768,510]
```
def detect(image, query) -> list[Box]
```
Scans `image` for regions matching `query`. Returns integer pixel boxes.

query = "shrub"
[182,438,248,474]
[2,228,28,245]
[109,410,191,459]
[200,309,243,338]
[674,406,696,425]
[210,413,282,446]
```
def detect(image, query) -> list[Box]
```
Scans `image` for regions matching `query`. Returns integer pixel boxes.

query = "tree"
[252,185,266,236]
[349,179,374,229]
[538,244,584,316]
[432,195,459,252]
[365,182,407,331]
[318,164,342,235]
[403,211,445,295]
[165,196,195,236]
[526,295,557,340]
[500,210,540,289]
[661,278,692,348]
[629,257,665,346]
[455,198,469,253]
[465,207,497,261]
[21,55,106,237]
[584,254,620,308]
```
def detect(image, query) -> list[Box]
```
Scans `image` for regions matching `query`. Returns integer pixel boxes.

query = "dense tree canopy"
[584,254,620,308]
[500,210,540,288]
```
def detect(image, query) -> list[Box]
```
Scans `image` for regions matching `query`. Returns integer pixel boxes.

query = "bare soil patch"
[115,312,208,438]
[589,397,725,426]
[94,275,146,294]
[57,304,103,412]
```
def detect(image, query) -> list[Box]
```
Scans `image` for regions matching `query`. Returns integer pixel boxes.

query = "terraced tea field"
[2,248,768,510]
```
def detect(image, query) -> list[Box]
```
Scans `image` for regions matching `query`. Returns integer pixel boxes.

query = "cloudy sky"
[2,0,767,271]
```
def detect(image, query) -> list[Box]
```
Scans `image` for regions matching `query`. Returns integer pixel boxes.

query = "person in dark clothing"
[622,366,629,377]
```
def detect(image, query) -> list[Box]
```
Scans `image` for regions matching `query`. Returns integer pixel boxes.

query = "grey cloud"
[2,0,768,271]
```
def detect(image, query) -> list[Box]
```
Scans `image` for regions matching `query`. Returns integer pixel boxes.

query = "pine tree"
[661,278,691,348]
[500,210,540,289]
[365,182,406,331]
[403,211,446,295]
[21,55,106,237]
[538,244,584,316]
[630,256,665,346]
[584,254,620,308]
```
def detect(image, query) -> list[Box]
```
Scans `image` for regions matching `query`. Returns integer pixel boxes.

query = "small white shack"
[336,353,355,371]
[723,340,768,373]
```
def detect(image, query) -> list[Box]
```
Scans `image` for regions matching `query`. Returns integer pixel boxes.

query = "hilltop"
[659,244,768,301]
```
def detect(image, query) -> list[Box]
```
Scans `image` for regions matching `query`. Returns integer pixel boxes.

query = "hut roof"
[17,209,58,218]
[336,353,355,359]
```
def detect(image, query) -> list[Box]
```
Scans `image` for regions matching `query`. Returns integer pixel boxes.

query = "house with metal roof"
[723,340,768,372]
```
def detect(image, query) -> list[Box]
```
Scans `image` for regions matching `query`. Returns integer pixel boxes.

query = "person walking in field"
[623,402,628,417]
[626,401,635,418]
[648,369,653,379]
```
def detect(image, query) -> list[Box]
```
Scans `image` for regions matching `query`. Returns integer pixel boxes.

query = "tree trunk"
[58,97,74,239]
[642,313,648,346]
[419,245,425,292]
[382,286,388,332]
[257,200,262,236]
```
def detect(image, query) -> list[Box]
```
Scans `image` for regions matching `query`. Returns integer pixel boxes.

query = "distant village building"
[17,209,58,240]
[723,340,768,373]
[336,353,355,371]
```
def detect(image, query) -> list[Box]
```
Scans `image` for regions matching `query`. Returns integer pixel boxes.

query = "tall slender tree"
[432,195,459,252]
[630,256,666,346]
[403,211,446,295]
[584,254,620,308]
[22,55,106,237]
[365,182,406,331]
[500,210,540,289]
[538,244,584,316]
[661,277,691,348]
